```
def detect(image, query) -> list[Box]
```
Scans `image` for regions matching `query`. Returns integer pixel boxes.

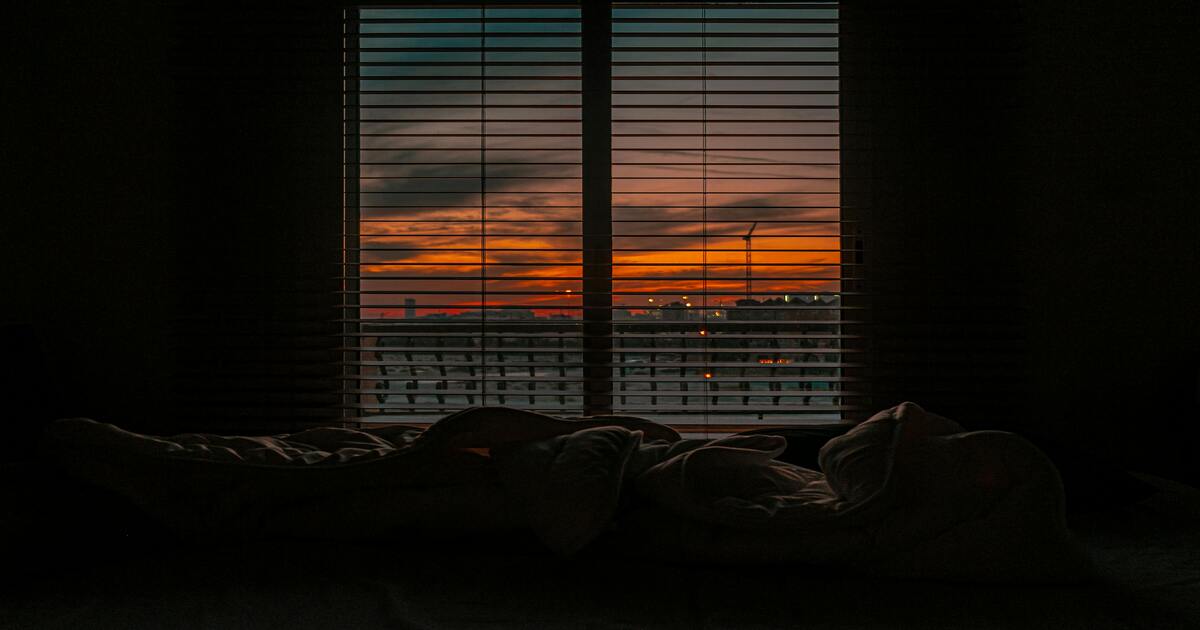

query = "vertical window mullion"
[581,1,614,415]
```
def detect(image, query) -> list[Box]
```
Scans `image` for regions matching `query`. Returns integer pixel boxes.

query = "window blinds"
[343,1,864,431]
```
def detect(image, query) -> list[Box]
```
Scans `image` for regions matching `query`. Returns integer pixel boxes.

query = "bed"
[3,405,1197,629]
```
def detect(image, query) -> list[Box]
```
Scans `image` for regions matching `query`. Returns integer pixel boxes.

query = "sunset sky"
[352,3,840,318]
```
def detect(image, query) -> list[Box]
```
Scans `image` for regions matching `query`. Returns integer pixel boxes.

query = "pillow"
[816,402,959,504]
[735,423,851,471]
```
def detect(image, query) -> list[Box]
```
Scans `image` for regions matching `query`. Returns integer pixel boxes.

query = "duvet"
[43,402,1091,582]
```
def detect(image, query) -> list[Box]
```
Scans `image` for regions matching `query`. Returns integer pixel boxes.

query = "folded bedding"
[42,402,1091,582]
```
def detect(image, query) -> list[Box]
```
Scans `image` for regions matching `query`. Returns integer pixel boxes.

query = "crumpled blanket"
[42,403,1092,582]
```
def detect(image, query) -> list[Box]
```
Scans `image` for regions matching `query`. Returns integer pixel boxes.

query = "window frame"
[341,0,863,429]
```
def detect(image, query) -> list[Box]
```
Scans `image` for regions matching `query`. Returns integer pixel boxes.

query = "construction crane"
[742,221,757,302]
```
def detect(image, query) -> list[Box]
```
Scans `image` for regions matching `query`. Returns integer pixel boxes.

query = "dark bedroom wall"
[842,2,1033,427]
[845,0,1199,482]
[1019,1,1200,481]
[166,0,343,432]
[2,1,174,423]
[1,0,344,432]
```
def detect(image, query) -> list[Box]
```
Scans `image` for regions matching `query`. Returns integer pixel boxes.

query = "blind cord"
[701,4,710,434]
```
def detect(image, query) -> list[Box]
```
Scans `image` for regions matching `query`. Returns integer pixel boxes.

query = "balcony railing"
[344,297,863,427]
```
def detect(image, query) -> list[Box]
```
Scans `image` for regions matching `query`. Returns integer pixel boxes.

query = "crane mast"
[742,221,757,302]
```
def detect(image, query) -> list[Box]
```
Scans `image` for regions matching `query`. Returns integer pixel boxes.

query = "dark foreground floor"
[3,474,1198,630]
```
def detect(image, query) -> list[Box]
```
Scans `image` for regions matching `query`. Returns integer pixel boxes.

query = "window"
[342,1,862,432]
